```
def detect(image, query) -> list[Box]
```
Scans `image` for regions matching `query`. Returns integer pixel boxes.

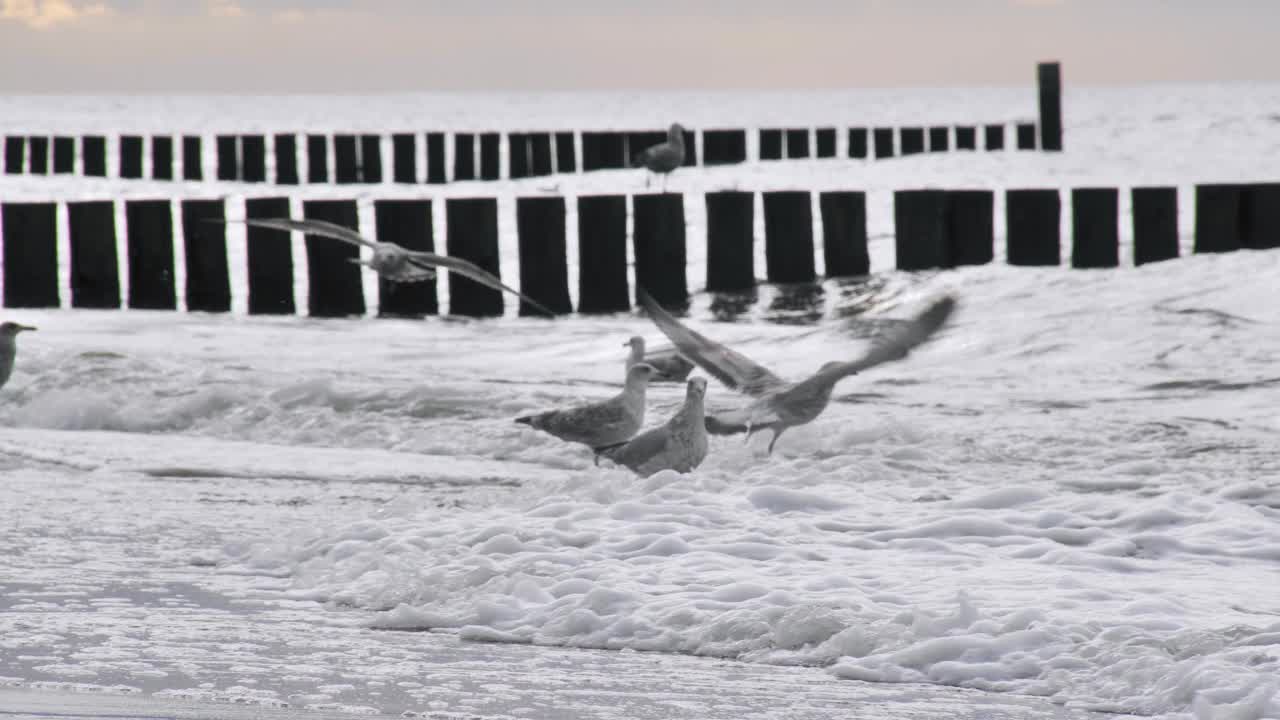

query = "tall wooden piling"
[28,137,48,174]
[4,137,23,173]
[581,132,625,171]
[705,191,755,292]
[479,133,500,180]
[633,193,688,309]
[509,133,530,179]
[83,136,107,177]
[786,129,810,158]
[2,203,59,308]
[1132,186,1179,266]
[1038,61,1063,152]
[360,134,382,183]
[530,133,553,176]
[703,129,747,165]
[53,136,74,174]
[1194,184,1241,254]
[151,136,173,180]
[67,201,121,308]
[392,133,416,184]
[120,135,144,179]
[446,198,504,316]
[848,128,868,159]
[307,134,328,183]
[763,191,816,283]
[1006,189,1061,265]
[216,135,237,180]
[929,127,949,152]
[302,200,366,317]
[759,129,783,160]
[125,199,177,310]
[955,126,976,150]
[820,191,869,277]
[426,132,446,184]
[900,128,925,156]
[241,135,266,182]
[894,190,949,270]
[1242,183,1280,249]
[1016,123,1037,151]
[244,197,295,315]
[334,134,358,184]
[576,195,629,313]
[275,134,299,185]
[180,199,231,313]
[873,128,894,158]
[555,131,576,173]
[453,133,476,181]
[516,197,571,316]
[374,199,436,317]
[1071,188,1119,268]
[984,125,1005,151]
[948,190,995,267]
[182,136,202,180]
[816,128,836,158]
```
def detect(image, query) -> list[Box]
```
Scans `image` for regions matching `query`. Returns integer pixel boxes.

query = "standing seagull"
[0,321,36,390]
[632,123,686,189]
[516,363,657,459]
[638,289,956,454]
[624,336,694,383]
[228,217,555,316]
[599,377,709,477]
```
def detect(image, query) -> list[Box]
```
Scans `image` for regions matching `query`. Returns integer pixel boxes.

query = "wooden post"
[1006,189,1061,265]
[576,195,629,313]
[453,133,476,181]
[26,137,48,174]
[947,190,995,267]
[1132,186,1179,266]
[479,132,500,180]
[1016,123,1037,151]
[120,135,144,179]
[820,191,869,277]
[873,128,894,158]
[360,134,382,183]
[1071,188,1119,268]
[581,132,625,170]
[555,131,576,173]
[180,199,231,313]
[633,193,688,309]
[705,191,755,292]
[445,198,504,316]
[374,199,436,317]
[302,200,365,317]
[1242,183,1280,250]
[392,133,416,183]
[1038,61,1063,152]
[900,128,925,156]
[426,132,446,184]
[307,134,328,183]
[125,199,177,310]
[1,203,59,308]
[516,196,571,316]
[245,197,295,315]
[894,190,950,271]
[53,136,74,174]
[530,133,553,176]
[509,133,530,179]
[241,135,266,182]
[703,129,747,165]
[83,135,107,177]
[928,127,949,152]
[275,134,299,185]
[785,129,810,158]
[815,128,836,158]
[759,129,783,160]
[4,137,24,173]
[763,191,816,283]
[984,124,1005,151]
[848,128,868,159]
[151,136,173,180]
[334,134,358,184]
[955,126,976,150]
[67,201,121,308]
[215,134,237,180]
[1194,184,1242,254]
[682,128,697,166]
[182,136,202,180]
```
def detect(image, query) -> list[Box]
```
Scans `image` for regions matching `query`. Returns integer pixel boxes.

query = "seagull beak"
[17,325,35,332]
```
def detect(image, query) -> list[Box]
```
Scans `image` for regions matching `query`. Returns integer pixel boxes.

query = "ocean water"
[0,86,1278,719]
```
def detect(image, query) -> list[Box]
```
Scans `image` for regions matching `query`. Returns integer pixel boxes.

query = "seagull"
[0,321,36,390]
[632,123,686,189]
[625,336,694,383]
[638,289,956,454]
[227,217,555,316]
[516,362,656,461]
[599,377,709,477]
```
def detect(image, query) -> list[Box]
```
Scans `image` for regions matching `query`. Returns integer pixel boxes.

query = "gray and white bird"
[632,123,686,188]
[231,217,555,316]
[0,321,36,390]
[624,335,694,383]
[638,289,956,454]
[516,362,656,458]
[599,377,709,477]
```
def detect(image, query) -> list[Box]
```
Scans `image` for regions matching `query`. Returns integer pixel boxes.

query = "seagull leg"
[766,427,786,455]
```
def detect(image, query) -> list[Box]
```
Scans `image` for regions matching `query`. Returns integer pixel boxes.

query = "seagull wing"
[238,217,376,249]
[637,288,786,398]
[402,252,557,317]
[807,295,958,387]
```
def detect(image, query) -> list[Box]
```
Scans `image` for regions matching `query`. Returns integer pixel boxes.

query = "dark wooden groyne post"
[1242,183,1280,250]
[152,136,173,180]
[555,132,576,173]
[426,132,446,184]
[453,133,476,181]
[703,129,747,165]
[581,132,625,171]
[848,128,868,159]
[955,126,976,150]
[1132,186,1179,266]
[1038,61,1063,152]
[509,133,530,179]
[763,191,815,283]
[759,129,783,160]
[948,190,995,267]
[275,134,299,185]
[873,128,894,158]
[816,128,836,158]
[374,199,436,317]
[633,193,688,309]
[894,190,949,270]
[245,197,295,315]
[1016,123,1037,151]
[334,134,358,184]
[392,133,416,184]
[984,125,1005,151]
[29,137,49,174]
[1194,184,1240,254]
[67,201,121,308]
[125,199,177,310]
[53,136,74,174]
[4,137,24,174]
[2,203,59,308]
[900,128,925,156]
[530,134,553,176]
[786,129,810,158]
[576,195,629,313]
[182,136,202,181]
[446,198,504,316]
[929,127,949,152]
[480,133,500,180]
[705,191,755,292]
[216,135,237,181]
[1006,189,1060,265]
[360,135,382,183]
[120,135,143,179]
[516,197,571,316]
[1071,188,1118,268]
[180,199,231,313]
[302,200,365,317]
[307,134,328,183]
[682,128,697,166]
[820,191,869,277]
[242,135,266,182]
[83,136,107,177]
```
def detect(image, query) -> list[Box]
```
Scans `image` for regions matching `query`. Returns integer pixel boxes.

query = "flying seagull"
[599,376,709,477]
[0,321,36,390]
[632,123,686,189]
[637,289,957,454]
[516,362,656,461]
[624,335,694,383]
[227,217,555,316]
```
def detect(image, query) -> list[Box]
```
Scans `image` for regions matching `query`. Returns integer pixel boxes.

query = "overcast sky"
[2,0,1278,92]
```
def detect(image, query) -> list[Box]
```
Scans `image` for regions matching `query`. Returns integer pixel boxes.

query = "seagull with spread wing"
[637,289,957,454]
[229,217,555,316]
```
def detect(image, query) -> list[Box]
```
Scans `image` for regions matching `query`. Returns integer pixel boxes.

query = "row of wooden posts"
[5,183,1268,318]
